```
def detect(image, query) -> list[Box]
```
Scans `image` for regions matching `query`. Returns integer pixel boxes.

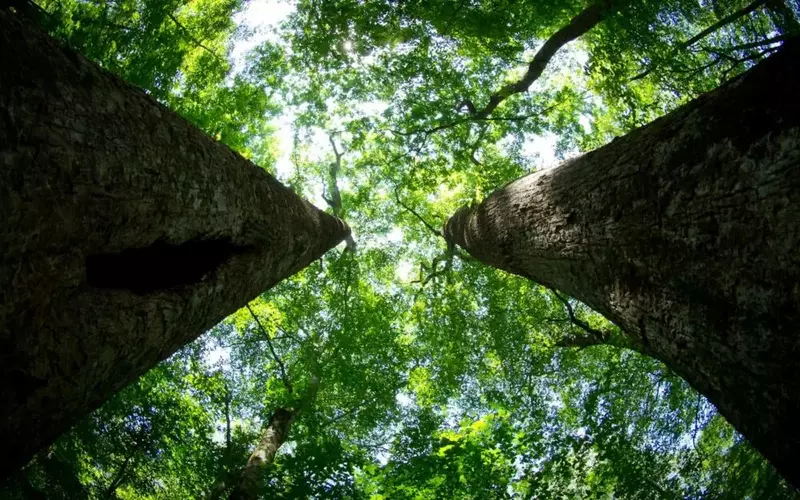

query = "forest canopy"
[3,0,799,498]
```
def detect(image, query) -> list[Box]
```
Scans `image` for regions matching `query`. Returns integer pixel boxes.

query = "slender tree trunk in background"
[445,41,800,487]
[227,376,319,500]
[0,9,349,477]
[228,409,296,500]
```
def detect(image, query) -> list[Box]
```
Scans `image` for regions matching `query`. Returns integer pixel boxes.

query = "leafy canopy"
[3,0,798,498]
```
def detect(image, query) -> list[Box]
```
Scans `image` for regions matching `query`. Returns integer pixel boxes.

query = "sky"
[217,0,582,303]
[203,0,725,481]
[228,0,566,182]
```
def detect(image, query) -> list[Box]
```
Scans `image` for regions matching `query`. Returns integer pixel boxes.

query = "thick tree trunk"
[0,10,349,476]
[445,41,800,487]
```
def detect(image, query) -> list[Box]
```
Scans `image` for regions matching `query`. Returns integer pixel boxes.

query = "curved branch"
[468,1,619,119]
[549,289,613,348]
[166,12,225,64]
[393,187,443,238]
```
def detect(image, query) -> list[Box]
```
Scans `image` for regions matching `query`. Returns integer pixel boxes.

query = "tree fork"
[0,9,349,476]
[445,41,800,487]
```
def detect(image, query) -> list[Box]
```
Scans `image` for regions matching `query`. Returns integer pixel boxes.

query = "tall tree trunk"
[0,10,349,477]
[445,41,800,487]
[228,376,320,500]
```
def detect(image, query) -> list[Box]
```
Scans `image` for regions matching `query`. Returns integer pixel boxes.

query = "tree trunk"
[227,376,320,500]
[445,41,800,487]
[0,9,349,477]
[228,408,296,500]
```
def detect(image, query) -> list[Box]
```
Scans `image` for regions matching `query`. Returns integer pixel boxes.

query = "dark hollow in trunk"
[445,41,800,487]
[0,9,349,476]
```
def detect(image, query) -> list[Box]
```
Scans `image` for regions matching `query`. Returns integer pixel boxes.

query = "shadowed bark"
[0,9,349,476]
[445,41,800,487]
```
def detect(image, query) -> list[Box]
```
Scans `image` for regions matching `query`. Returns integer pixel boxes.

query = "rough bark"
[0,9,349,476]
[445,41,800,487]
[228,376,320,500]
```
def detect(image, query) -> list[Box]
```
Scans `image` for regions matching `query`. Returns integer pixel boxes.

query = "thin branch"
[246,304,293,394]
[413,268,449,288]
[683,0,769,49]
[224,385,232,454]
[166,12,225,64]
[321,398,373,428]
[632,0,769,80]
[104,454,134,500]
[723,33,792,52]
[549,289,613,348]
[720,46,778,80]
[466,124,489,167]
[467,1,619,120]
[104,434,146,500]
[393,187,443,238]
[393,91,567,140]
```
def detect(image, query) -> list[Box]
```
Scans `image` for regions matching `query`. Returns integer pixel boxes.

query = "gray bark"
[0,10,349,476]
[445,41,800,487]
[228,376,320,500]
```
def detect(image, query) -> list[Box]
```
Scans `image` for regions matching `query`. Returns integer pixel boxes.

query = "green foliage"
[4,0,799,498]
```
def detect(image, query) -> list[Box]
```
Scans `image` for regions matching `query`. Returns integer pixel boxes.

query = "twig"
[632,0,769,80]
[549,288,612,347]
[393,187,443,238]
[167,12,225,64]
[246,303,293,394]
[720,46,778,80]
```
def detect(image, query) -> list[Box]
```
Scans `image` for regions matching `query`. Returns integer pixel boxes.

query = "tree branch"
[632,0,769,80]
[467,1,619,120]
[166,12,225,65]
[246,304,293,394]
[722,33,792,52]
[683,0,769,49]
[224,385,232,453]
[324,134,356,251]
[549,289,613,348]
[393,187,443,238]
